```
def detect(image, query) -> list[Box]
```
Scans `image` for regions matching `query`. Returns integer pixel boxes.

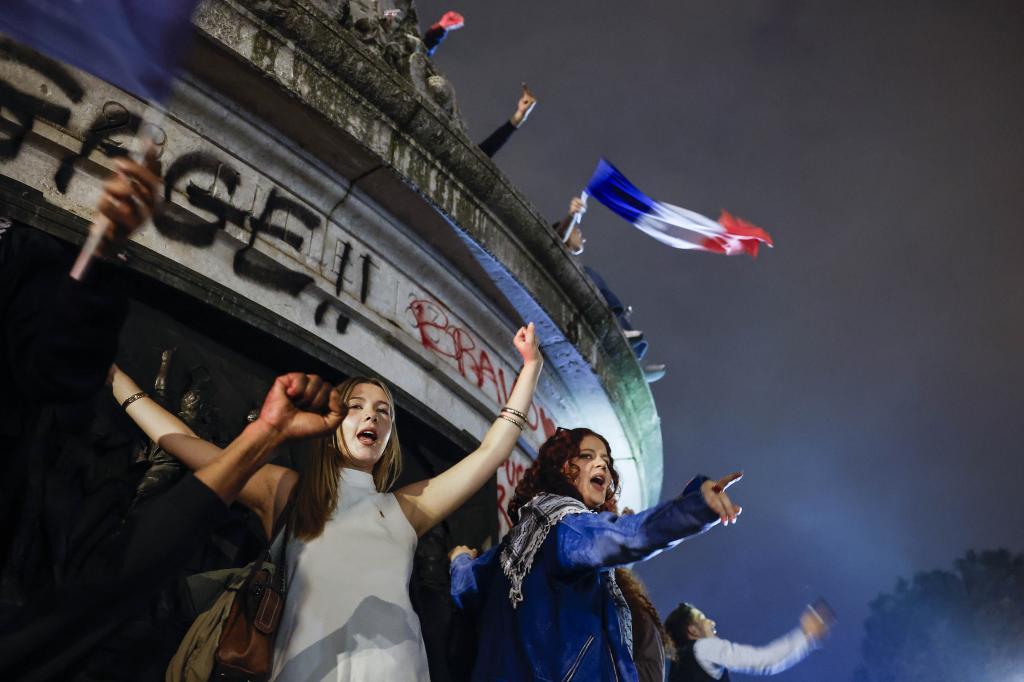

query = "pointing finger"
[716,471,743,491]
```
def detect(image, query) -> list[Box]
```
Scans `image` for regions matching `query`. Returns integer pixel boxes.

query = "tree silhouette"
[854,549,1024,682]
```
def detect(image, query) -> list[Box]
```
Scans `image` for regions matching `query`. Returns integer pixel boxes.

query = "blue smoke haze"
[419,1,1024,678]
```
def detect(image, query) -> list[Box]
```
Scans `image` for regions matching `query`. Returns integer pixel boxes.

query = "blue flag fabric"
[0,0,201,101]
[585,158,774,257]
[585,158,660,225]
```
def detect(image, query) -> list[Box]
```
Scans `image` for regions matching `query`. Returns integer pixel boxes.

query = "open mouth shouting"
[357,428,379,447]
[589,472,607,494]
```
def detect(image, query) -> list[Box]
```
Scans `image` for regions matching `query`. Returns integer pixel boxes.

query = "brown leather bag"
[212,560,286,681]
[166,493,294,682]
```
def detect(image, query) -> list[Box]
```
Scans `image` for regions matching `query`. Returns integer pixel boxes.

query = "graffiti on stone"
[233,187,319,295]
[407,297,557,442]
[0,37,82,160]
[153,151,242,245]
[55,102,150,193]
[1,47,559,486]
[0,47,380,325]
[333,239,353,297]
[496,454,530,534]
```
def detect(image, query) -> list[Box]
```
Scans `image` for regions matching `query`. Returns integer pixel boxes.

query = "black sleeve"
[477,120,517,158]
[2,226,128,404]
[0,475,229,681]
[88,474,230,585]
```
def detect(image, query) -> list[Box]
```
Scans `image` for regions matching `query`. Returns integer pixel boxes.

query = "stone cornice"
[190,0,663,503]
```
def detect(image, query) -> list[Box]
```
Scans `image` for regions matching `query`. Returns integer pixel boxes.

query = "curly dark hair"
[507,427,620,523]
[615,569,677,661]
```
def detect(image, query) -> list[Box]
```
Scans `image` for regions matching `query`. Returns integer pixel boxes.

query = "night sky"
[418,1,1024,679]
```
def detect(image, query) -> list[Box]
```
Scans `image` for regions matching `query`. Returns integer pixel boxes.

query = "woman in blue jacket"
[450,427,743,681]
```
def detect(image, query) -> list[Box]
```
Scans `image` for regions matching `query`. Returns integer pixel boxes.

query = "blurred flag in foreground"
[585,158,774,258]
[0,0,201,101]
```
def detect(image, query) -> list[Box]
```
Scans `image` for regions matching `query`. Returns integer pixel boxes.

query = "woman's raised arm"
[395,323,543,536]
[111,364,299,536]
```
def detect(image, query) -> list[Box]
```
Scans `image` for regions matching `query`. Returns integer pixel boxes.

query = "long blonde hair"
[290,376,403,540]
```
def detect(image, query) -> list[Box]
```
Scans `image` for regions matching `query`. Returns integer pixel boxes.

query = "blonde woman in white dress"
[113,323,543,681]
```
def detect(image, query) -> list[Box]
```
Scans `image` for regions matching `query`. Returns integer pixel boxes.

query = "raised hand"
[449,545,478,562]
[256,373,343,441]
[569,196,586,217]
[700,471,743,526]
[513,322,541,366]
[510,82,537,127]
[438,10,464,30]
[95,144,161,250]
[800,606,832,641]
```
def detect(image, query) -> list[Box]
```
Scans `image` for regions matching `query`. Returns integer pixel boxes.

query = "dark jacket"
[451,478,718,682]
[0,221,230,681]
[0,220,128,601]
[631,599,666,682]
[669,640,730,682]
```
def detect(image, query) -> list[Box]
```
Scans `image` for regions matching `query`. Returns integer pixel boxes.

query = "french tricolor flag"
[585,159,774,258]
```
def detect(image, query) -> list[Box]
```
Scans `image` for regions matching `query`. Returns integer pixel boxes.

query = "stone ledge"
[190,0,663,502]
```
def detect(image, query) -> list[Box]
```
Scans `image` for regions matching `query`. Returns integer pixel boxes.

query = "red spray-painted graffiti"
[408,298,557,530]
[408,298,557,440]
[495,455,529,533]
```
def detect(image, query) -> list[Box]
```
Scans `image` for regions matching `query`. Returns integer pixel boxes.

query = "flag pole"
[70,105,165,280]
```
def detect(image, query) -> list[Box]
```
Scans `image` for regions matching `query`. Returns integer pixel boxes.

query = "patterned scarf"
[499,493,634,656]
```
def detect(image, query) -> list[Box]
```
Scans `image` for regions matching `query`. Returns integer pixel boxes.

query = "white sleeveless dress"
[270,469,430,682]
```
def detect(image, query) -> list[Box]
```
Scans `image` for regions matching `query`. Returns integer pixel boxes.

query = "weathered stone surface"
[0,0,662,506]
[187,0,663,503]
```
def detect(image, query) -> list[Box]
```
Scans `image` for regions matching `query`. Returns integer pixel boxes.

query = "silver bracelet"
[501,406,528,421]
[497,413,524,430]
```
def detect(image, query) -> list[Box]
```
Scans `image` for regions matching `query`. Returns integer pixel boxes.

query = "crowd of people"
[0,6,829,682]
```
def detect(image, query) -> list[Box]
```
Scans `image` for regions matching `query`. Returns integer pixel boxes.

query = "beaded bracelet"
[497,413,524,429]
[121,391,147,410]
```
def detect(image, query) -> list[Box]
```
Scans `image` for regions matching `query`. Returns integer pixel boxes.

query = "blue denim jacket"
[451,477,718,681]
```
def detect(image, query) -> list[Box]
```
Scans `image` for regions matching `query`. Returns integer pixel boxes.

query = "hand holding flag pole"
[1,2,198,277]
[561,191,588,243]
[70,109,164,280]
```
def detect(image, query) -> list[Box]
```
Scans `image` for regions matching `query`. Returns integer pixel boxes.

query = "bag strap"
[269,489,296,545]
[264,490,297,592]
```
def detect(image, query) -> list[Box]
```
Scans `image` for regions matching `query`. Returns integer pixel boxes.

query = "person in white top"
[665,601,831,681]
[113,323,543,682]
